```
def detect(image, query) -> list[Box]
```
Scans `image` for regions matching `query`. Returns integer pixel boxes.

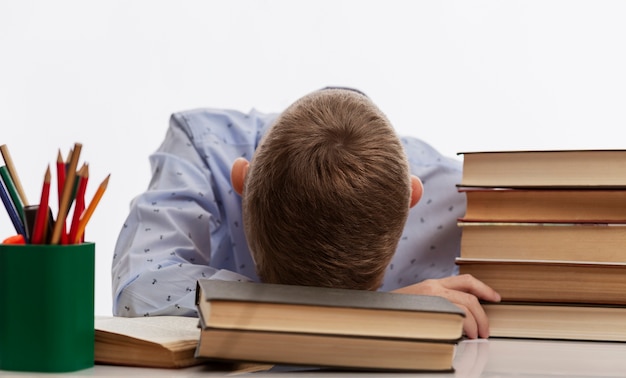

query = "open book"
[95,315,204,368]
[95,316,273,371]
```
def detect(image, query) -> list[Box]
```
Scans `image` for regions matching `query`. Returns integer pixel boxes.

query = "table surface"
[2,337,626,377]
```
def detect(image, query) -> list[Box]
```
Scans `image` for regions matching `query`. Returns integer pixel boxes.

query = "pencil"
[0,165,24,224]
[55,150,70,244]
[73,173,109,244]
[68,164,88,244]
[31,165,51,244]
[0,144,29,206]
[0,177,26,238]
[51,143,82,244]
[65,149,82,207]
[56,149,66,209]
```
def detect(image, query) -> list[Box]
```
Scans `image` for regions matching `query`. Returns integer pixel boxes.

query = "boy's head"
[231,88,422,290]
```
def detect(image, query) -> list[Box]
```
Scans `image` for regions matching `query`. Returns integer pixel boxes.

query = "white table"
[2,338,626,377]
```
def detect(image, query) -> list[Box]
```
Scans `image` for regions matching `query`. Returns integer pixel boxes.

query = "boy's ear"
[410,175,423,208]
[231,158,249,196]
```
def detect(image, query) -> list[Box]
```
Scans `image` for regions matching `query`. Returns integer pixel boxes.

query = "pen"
[73,174,109,244]
[23,205,39,243]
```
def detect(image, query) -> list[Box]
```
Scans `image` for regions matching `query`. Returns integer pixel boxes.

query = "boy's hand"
[391,274,500,339]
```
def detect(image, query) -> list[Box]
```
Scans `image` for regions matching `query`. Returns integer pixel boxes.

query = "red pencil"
[56,150,69,244]
[69,163,89,244]
[56,149,65,210]
[52,143,81,245]
[31,165,51,244]
[73,174,110,244]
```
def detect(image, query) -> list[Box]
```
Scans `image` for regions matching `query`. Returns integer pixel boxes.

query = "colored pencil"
[73,174,110,244]
[0,165,24,224]
[68,163,88,244]
[0,178,26,238]
[51,143,82,244]
[0,144,29,206]
[64,148,79,219]
[31,165,51,244]
[56,149,70,244]
[56,149,66,210]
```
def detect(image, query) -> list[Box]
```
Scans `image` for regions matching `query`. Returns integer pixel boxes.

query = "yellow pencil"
[73,174,110,244]
[0,144,29,206]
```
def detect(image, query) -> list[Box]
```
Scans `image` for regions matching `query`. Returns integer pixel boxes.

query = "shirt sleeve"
[380,136,467,291]
[111,109,273,317]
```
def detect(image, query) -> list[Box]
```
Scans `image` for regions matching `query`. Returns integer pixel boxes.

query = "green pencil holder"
[0,242,95,372]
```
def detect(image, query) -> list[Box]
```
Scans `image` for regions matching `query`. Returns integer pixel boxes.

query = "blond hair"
[243,89,411,290]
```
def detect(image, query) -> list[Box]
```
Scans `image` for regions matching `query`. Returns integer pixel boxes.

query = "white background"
[1,1,625,316]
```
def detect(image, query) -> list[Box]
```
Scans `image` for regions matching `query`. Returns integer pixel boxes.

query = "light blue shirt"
[111,108,466,317]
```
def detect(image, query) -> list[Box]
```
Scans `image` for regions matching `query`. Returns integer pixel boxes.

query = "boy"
[112,88,499,338]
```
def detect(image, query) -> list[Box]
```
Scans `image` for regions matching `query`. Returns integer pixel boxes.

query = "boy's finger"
[441,274,501,302]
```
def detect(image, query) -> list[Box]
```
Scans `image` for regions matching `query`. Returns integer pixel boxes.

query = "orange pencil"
[73,174,109,244]
[69,164,89,244]
[51,143,82,244]
[31,165,51,244]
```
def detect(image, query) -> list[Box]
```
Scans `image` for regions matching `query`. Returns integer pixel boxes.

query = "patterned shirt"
[111,108,466,317]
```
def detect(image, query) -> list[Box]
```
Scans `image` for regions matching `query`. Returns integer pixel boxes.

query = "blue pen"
[0,179,26,239]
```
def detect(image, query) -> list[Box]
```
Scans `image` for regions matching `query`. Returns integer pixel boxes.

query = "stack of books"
[456,149,626,342]
[194,279,465,371]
